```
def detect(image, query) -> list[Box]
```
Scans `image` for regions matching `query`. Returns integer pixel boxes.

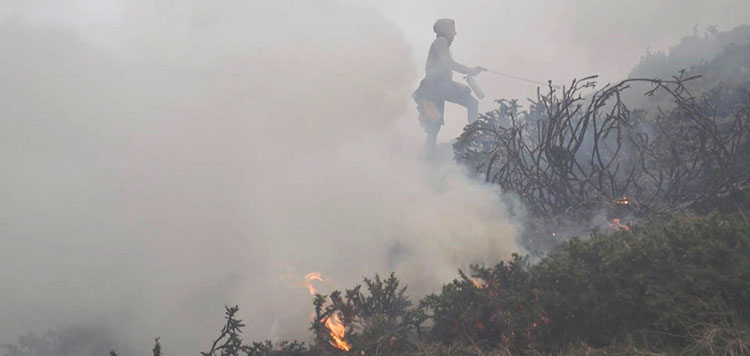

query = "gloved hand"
[470,66,487,75]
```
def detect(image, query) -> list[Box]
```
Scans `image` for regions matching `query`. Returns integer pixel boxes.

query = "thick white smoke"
[0,1,521,354]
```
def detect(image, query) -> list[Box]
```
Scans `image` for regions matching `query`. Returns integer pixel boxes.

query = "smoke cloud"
[0,1,521,354]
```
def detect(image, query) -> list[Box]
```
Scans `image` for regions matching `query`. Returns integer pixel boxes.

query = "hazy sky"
[1,1,748,354]
[5,0,750,83]
[354,0,750,136]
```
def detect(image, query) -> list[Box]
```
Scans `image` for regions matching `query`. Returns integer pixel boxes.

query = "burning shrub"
[311,273,419,355]
[22,216,745,356]
[417,254,546,353]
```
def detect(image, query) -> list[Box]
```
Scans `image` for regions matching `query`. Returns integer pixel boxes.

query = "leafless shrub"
[455,73,750,244]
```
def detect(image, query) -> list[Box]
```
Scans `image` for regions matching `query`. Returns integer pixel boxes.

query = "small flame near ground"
[325,313,351,351]
[294,271,351,352]
[471,278,487,289]
[610,218,631,232]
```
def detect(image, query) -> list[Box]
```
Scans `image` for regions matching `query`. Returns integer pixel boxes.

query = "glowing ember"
[471,278,486,289]
[610,218,631,232]
[614,196,630,205]
[540,313,550,325]
[304,272,323,295]
[325,313,351,351]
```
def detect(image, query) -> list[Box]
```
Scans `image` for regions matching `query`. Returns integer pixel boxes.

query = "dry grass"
[683,322,750,356]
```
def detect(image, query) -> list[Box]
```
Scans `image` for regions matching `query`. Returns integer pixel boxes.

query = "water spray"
[465,68,561,99]
[484,68,561,88]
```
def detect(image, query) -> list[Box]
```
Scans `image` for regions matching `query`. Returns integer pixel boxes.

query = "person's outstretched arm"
[433,37,481,75]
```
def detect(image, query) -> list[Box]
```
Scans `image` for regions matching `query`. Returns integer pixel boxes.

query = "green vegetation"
[4,24,749,356]
[416,214,750,355]
[71,214,745,356]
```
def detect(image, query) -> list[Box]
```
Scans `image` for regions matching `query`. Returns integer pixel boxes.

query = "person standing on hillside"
[412,18,485,154]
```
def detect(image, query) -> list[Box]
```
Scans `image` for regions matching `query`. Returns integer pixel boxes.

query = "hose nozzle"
[465,75,485,99]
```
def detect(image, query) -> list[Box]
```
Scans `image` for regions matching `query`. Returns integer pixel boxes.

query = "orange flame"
[471,278,486,289]
[614,196,630,205]
[304,272,323,295]
[301,272,351,352]
[610,218,631,232]
[325,313,351,351]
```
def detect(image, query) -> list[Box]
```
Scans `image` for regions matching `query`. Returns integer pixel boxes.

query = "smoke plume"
[0,1,520,354]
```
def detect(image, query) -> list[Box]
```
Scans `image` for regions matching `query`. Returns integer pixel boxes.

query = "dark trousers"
[414,78,479,153]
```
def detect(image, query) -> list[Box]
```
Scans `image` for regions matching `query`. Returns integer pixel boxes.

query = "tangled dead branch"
[455,72,750,234]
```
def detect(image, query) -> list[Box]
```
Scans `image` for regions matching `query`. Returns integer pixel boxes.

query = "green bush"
[418,254,546,352]
[311,273,419,356]
[21,215,746,356]
[416,214,750,353]
[535,214,750,347]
